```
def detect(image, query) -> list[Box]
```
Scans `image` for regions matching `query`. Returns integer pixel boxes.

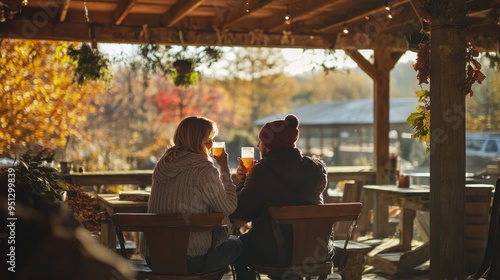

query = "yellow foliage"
[0,39,106,155]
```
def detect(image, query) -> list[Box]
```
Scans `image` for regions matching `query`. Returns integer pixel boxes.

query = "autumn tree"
[149,76,229,127]
[215,47,300,129]
[466,66,500,131]
[64,60,171,170]
[0,39,105,156]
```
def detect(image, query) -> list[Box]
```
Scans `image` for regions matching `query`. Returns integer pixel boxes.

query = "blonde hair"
[164,116,218,161]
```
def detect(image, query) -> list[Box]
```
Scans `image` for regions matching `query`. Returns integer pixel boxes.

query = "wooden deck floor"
[221,262,430,280]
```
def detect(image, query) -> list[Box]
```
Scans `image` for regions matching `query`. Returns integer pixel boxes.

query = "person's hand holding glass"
[236,147,255,182]
[212,141,228,167]
[212,142,225,157]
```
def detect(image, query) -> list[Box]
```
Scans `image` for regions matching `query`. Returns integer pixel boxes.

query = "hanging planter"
[173,59,194,75]
[171,69,199,88]
[138,44,222,88]
[171,59,199,87]
[67,43,112,87]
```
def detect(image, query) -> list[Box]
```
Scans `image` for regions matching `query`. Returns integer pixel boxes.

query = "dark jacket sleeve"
[229,161,267,222]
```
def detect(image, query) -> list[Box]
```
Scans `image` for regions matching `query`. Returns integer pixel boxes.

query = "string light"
[245,2,249,13]
[22,0,28,5]
[0,8,5,22]
[387,12,393,19]
[342,23,349,34]
[284,4,291,25]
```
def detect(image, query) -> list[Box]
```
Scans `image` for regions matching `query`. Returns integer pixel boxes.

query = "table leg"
[100,220,116,250]
[399,208,416,251]
[372,193,391,238]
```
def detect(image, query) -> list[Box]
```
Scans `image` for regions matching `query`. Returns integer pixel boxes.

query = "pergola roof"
[1,0,498,50]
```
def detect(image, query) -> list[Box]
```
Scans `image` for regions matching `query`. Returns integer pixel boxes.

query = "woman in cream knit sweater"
[142,116,242,274]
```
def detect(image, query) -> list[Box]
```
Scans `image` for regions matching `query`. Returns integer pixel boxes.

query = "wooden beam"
[222,0,273,28]
[267,0,335,32]
[114,0,138,26]
[59,0,71,22]
[346,46,402,185]
[0,21,359,49]
[409,0,430,24]
[162,0,207,27]
[318,0,409,33]
[429,0,467,278]
[344,49,377,80]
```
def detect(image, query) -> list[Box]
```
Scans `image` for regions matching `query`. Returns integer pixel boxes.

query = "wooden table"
[363,184,493,275]
[65,170,153,192]
[96,194,148,249]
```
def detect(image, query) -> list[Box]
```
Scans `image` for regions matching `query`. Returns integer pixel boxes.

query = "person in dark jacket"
[230,114,328,280]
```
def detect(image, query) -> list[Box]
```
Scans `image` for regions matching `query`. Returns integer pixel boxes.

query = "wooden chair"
[112,213,228,280]
[335,181,364,240]
[468,177,500,280]
[249,203,363,280]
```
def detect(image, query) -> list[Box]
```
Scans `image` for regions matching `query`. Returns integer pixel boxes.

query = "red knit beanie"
[258,114,299,150]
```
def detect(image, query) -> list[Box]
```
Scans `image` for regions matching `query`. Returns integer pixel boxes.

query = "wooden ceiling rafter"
[162,0,207,27]
[317,0,410,33]
[0,0,497,51]
[409,0,429,24]
[266,0,336,32]
[221,0,274,29]
[114,0,138,25]
[59,0,72,22]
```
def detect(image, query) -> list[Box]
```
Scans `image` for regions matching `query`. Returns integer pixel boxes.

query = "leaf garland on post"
[407,89,431,152]
[462,40,486,96]
[407,36,486,149]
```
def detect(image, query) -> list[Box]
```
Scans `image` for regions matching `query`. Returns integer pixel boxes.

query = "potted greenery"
[138,44,222,87]
[6,148,69,203]
[67,43,112,87]
[0,147,108,232]
[172,59,199,87]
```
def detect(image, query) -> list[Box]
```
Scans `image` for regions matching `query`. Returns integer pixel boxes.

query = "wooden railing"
[65,166,376,190]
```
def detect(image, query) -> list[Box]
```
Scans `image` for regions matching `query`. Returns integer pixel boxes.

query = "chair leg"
[230,265,236,280]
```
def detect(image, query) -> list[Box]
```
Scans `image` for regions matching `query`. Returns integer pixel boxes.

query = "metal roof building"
[254,98,419,127]
[254,98,424,166]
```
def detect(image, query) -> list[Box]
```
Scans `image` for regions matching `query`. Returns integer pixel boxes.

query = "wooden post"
[429,0,467,279]
[345,47,403,184]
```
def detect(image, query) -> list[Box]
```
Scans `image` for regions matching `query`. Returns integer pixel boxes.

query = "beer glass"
[212,142,225,157]
[241,147,255,172]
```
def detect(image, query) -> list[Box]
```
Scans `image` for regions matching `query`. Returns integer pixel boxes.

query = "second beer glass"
[241,147,254,173]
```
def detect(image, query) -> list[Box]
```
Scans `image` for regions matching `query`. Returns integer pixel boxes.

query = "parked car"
[466,132,500,174]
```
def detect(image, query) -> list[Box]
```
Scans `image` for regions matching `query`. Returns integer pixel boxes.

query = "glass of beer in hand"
[241,147,255,173]
[212,142,225,158]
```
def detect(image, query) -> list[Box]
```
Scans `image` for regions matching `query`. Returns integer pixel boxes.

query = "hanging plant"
[138,44,222,87]
[173,59,194,75]
[67,43,112,87]
[171,59,199,87]
[171,67,199,87]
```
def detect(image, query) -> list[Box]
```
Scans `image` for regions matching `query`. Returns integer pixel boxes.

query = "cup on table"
[398,175,410,188]
[212,142,225,158]
[241,147,255,173]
